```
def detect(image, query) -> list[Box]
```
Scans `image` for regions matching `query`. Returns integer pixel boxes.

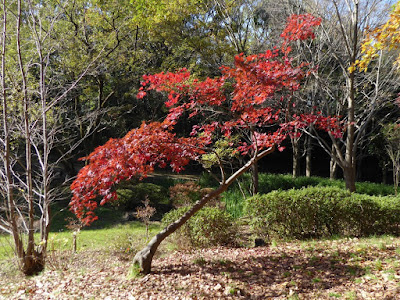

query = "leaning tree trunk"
[133,147,275,274]
[133,185,228,274]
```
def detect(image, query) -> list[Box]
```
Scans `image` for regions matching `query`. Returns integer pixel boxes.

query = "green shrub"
[115,182,169,210]
[198,172,219,188]
[162,206,235,248]
[244,187,350,238]
[355,182,395,196]
[349,194,400,236]
[255,173,395,196]
[222,174,395,222]
[244,186,400,239]
[146,175,181,190]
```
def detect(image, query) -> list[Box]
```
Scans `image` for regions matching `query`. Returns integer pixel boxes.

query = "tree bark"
[17,0,37,266]
[382,166,387,184]
[343,165,356,192]
[29,0,51,267]
[305,135,312,177]
[133,185,228,274]
[292,137,300,177]
[330,159,337,180]
[329,152,338,180]
[133,147,275,274]
[342,0,358,192]
[1,0,24,262]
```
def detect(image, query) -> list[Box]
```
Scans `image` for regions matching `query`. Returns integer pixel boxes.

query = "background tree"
[381,123,400,195]
[0,0,131,275]
[292,0,400,189]
[357,1,400,70]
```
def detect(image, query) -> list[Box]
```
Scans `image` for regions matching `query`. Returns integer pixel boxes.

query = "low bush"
[355,181,395,196]
[162,206,235,248]
[221,174,395,219]
[115,182,169,210]
[169,181,202,207]
[244,186,400,239]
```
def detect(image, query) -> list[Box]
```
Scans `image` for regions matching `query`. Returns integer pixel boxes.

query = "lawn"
[0,221,162,261]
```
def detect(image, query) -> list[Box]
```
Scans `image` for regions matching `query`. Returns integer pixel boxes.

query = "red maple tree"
[70,14,344,273]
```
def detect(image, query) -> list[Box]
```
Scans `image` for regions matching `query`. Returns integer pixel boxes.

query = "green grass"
[67,221,160,251]
[0,221,161,261]
[0,234,14,261]
[222,190,246,219]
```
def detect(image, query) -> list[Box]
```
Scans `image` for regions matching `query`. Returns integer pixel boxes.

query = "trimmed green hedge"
[220,174,395,219]
[244,186,400,239]
[256,173,394,196]
[162,206,235,248]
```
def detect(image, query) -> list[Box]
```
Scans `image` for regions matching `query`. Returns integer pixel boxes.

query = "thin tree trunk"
[382,166,387,184]
[17,0,36,269]
[38,28,51,259]
[343,0,358,193]
[26,0,50,273]
[305,135,312,177]
[1,0,24,262]
[394,165,399,196]
[292,137,300,177]
[330,160,337,180]
[330,157,338,180]
[133,147,275,274]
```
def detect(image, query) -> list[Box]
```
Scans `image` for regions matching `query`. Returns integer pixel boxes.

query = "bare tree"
[291,0,399,189]
[0,0,129,275]
[381,123,400,195]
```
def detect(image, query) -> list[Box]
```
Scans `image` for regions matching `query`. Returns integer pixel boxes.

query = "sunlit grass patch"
[0,221,162,262]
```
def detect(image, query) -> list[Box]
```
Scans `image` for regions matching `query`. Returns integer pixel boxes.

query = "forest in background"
[2,0,399,187]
